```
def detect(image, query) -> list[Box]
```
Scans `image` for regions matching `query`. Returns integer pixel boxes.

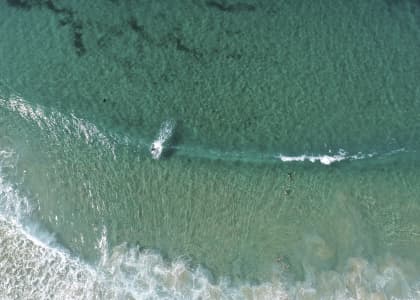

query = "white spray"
[150,120,175,160]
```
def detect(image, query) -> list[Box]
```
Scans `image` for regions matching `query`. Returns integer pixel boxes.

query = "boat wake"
[0,92,414,166]
[278,149,374,165]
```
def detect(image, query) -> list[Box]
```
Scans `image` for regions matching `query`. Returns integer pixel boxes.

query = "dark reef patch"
[205,1,256,13]
[128,17,143,33]
[385,0,420,27]
[6,0,38,9]
[128,17,203,59]
[45,0,68,14]
[7,0,246,63]
[226,52,242,60]
[128,17,154,44]
[385,0,420,12]
[43,1,87,57]
[73,22,86,56]
[173,36,203,59]
[6,0,87,57]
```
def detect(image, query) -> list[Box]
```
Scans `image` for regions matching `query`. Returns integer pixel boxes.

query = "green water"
[2,0,420,153]
[1,0,420,298]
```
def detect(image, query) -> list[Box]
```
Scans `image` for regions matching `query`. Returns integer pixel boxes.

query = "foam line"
[277,149,378,165]
[1,213,419,299]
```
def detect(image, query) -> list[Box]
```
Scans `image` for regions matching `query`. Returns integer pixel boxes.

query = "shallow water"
[1,0,420,299]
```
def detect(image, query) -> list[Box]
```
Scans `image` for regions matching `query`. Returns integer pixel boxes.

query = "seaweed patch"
[128,17,203,59]
[43,1,87,56]
[6,0,38,9]
[73,22,86,56]
[45,0,67,13]
[205,1,256,13]
[128,17,154,43]
[6,0,87,57]
[173,36,202,58]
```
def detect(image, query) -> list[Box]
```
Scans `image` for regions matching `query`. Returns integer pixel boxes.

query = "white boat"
[150,120,175,160]
[150,140,163,160]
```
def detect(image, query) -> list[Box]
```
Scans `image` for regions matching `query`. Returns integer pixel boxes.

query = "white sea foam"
[1,156,420,299]
[0,149,30,221]
[1,218,420,299]
[0,95,117,158]
[278,149,381,165]
[150,120,175,159]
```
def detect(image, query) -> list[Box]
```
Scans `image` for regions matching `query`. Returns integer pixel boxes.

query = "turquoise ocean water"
[1,0,420,298]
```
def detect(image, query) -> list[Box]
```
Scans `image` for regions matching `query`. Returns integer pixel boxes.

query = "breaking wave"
[1,148,420,299]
